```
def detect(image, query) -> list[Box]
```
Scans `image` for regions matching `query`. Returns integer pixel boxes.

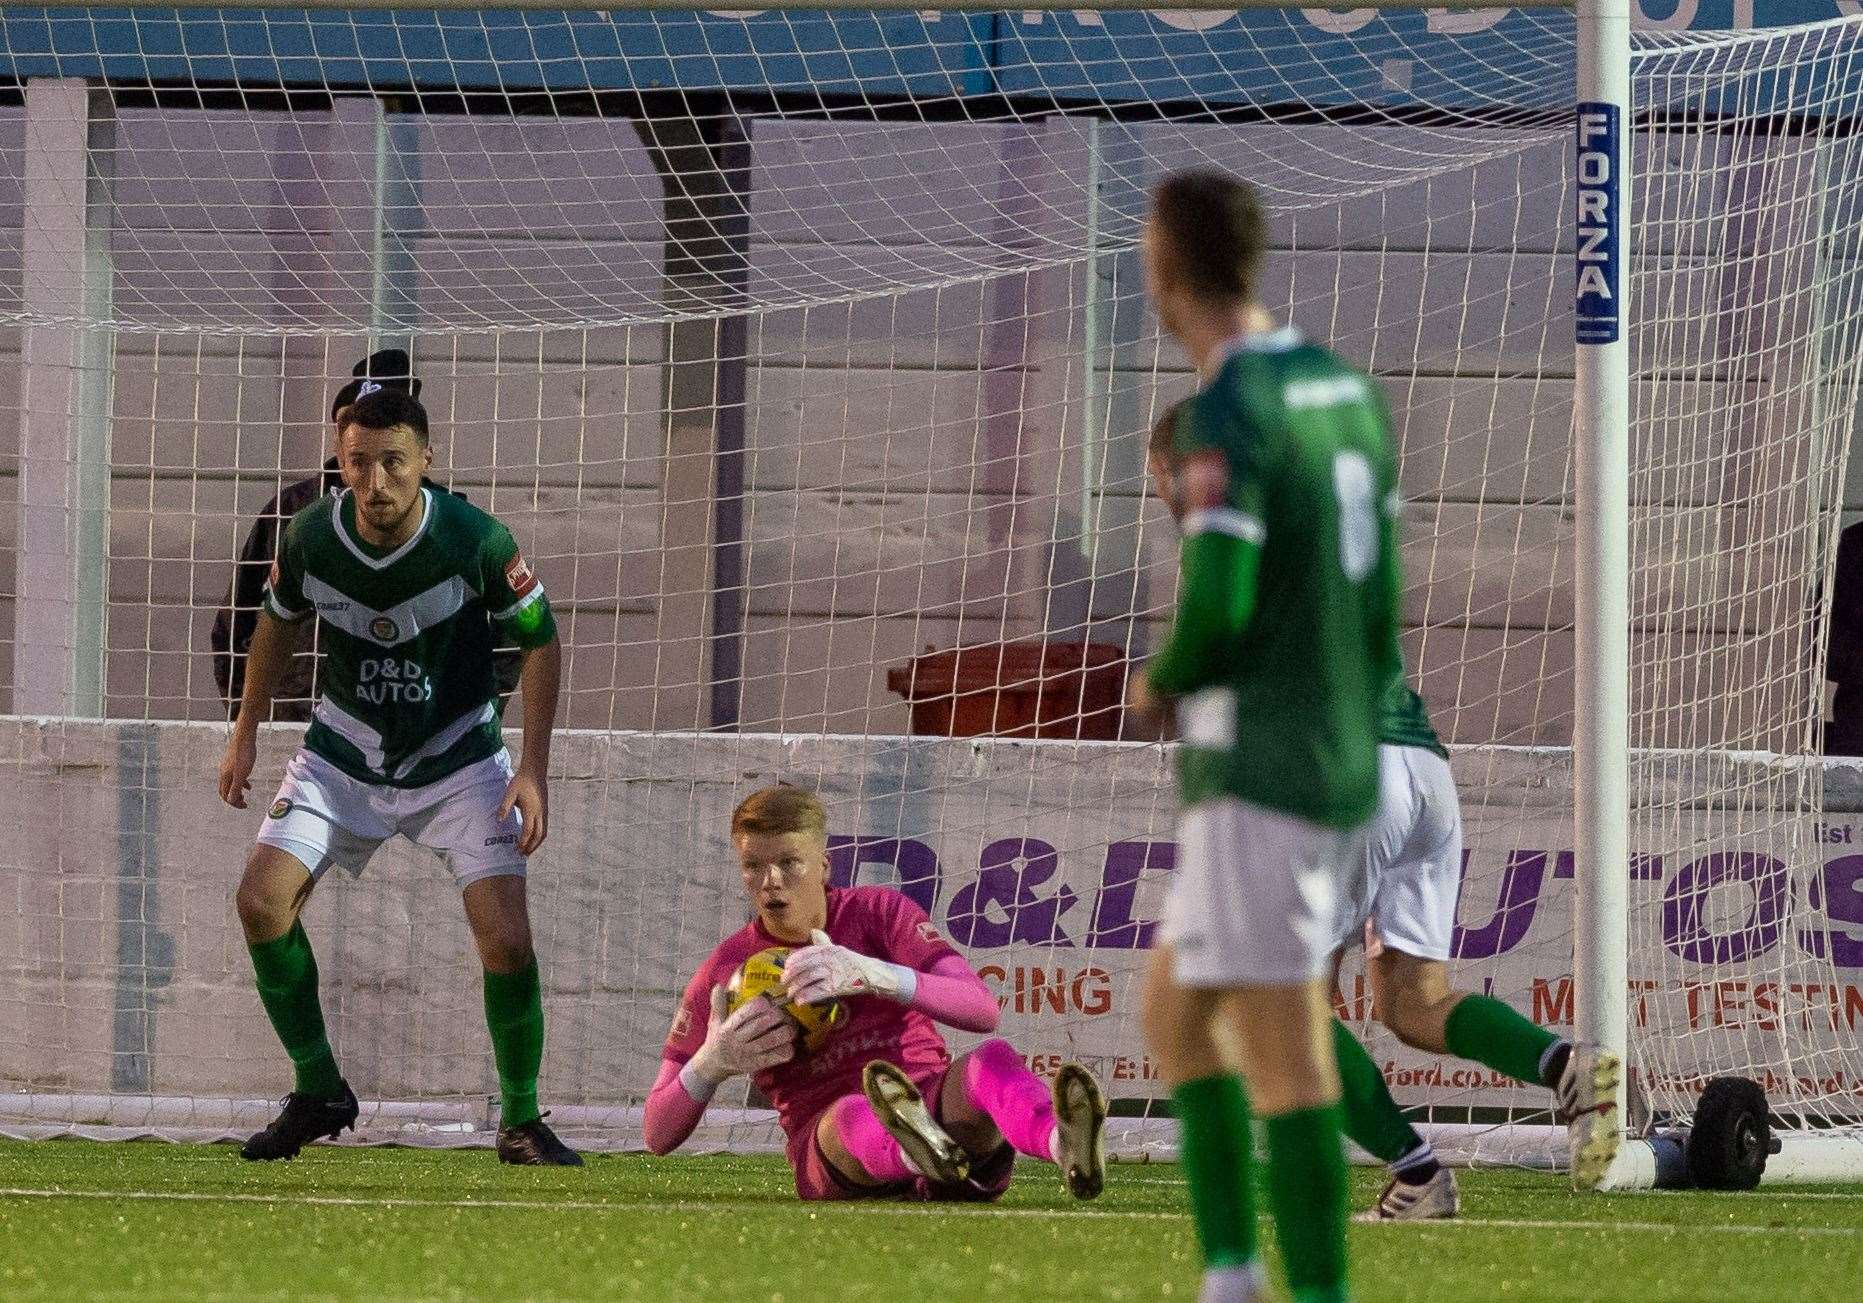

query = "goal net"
[2,6,1861,1176]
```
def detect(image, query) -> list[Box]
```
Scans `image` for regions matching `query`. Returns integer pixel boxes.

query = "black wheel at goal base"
[1685,1076,1771,1190]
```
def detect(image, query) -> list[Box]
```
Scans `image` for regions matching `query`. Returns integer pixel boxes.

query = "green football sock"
[1444,994,1561,1087]
[1264,1104,1350,1303]
[1331,1017,1422,1164]
[247,920,343,1100]
[1172,1074,1258,1271]
[484,960,545,1129]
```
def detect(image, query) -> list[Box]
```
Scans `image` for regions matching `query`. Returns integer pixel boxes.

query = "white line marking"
[1362,1216,1857,1238]
[0,1187,1172,1221]
[1667,1189,1863,1201]
[0,1187,1856,1236]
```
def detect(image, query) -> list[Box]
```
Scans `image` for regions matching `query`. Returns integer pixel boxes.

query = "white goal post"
[2,1,1862,1190]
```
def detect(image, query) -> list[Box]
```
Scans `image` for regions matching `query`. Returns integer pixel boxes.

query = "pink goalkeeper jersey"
[663,886,961,1144]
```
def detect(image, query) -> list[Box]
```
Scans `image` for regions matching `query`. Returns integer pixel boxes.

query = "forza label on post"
[1576,101,1623,345]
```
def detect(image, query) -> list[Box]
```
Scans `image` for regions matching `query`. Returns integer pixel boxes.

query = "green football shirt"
[262,486,557,788]
[1148,326,1402,827]
[1381,678,1448,760]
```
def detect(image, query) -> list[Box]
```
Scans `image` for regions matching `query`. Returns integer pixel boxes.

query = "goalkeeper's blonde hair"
[730,783,828,842]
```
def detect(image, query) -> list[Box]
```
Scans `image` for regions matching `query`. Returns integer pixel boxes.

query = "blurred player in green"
[1133,170,1401,1303]
[1148,393,1621,1220]
[218,387,579,1166]
[1324,670,1621,1217]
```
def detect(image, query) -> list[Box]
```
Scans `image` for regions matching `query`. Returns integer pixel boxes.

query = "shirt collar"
[1203,323,1303,384]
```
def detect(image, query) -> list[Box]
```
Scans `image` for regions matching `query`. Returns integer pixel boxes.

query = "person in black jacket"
[1828,520,1863,755]
[213,351,423,719]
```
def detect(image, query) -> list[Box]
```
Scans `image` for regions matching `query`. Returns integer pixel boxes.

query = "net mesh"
[1,7,1861,1167]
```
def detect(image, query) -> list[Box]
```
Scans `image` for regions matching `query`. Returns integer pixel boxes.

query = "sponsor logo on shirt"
[483,832,518,848]
[804,1028,897,1077]
[357,656,433,704]
[505,553,538,597]
[370,615,400,641]
[268,798,293,820]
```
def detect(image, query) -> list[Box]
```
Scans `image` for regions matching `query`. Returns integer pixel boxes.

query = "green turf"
[1,1141,1858,1302]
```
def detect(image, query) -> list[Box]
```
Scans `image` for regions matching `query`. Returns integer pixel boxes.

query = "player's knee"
[235,857,292,938]
[1372,978,1446,1050]
[823,1095,867,1151]
[1382,1001,1430,1049]
[479,934,534,974]
[474,918,535,974]
[965,1038,1019,1080]
[818,1098,879,1186]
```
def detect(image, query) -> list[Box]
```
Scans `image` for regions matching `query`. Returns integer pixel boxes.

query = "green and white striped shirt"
[263,486,556,788]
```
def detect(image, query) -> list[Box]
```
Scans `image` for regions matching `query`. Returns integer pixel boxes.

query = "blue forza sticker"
[1576,102,1622,345]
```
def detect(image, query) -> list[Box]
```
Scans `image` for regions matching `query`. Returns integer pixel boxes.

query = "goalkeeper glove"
[680,987,795,1100]
[781,929,918,1005]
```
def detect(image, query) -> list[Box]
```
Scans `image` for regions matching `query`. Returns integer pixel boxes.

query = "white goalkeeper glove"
[781,929,918,1005]
[680,986,796,1101]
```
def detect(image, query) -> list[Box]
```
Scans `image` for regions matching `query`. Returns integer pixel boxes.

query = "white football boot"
[1354,1166,1460,1221]
[1559,1046,1623,1191]
[861,1060,970,1185]
[1051,1062,1107,1200]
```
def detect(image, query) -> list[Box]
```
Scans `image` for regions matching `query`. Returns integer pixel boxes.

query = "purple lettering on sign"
[1452,850,1548,960]
[1800,855,1863,969]
[826,836,939,917]
[1086,841,1174,949]
[946,838,1079,949]
[1662,852,1787,965]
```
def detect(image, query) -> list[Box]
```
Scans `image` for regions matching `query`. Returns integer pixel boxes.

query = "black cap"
[331,348,421,420]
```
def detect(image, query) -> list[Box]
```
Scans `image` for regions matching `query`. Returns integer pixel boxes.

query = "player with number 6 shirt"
[1132,169,1402,1303]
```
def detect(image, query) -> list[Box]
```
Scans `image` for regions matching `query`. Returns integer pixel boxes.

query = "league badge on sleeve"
[505,552,539,598]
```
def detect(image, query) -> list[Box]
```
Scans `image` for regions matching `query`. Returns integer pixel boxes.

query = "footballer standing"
[1132,170,1401,1303]
[218,387,579,1166]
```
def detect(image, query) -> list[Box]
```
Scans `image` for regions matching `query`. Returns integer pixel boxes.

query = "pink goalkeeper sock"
[963,1038,1058,1162]
[829,1094,918,1184]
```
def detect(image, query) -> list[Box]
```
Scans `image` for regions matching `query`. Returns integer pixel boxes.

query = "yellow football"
[725,946,846,1053]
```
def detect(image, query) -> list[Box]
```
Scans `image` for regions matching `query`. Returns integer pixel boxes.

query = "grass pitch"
[1,1140,1858,1301]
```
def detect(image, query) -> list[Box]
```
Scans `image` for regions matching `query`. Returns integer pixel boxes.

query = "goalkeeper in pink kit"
[644,784,1108,1202]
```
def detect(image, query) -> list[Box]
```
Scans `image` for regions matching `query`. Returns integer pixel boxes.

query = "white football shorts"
[1334,744,1462,962]
[1162,796,1359,987]
[257,747,525,890]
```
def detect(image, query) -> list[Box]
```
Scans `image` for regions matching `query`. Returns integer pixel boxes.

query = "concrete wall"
[0,104,1858,748]
[4,720,1859,1141]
